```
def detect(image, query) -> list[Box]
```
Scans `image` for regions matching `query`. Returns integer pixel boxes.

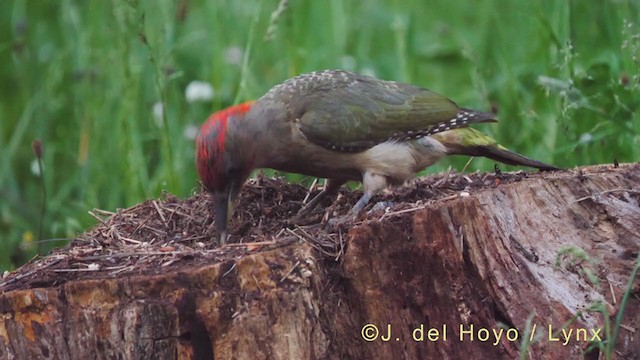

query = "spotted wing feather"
[288,70,496,152]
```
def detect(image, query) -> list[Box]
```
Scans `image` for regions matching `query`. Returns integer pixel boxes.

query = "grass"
[0,0,638,269]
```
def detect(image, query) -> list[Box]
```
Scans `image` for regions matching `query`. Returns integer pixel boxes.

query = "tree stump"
[1,164,639,359]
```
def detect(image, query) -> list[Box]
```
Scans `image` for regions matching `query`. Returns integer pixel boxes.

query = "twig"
[117,235,142,245]
[132,214,154,235]
[286,228,307,242]
[252,274,262,291]
[619,324,636,333]
[379,204,424,221]
[302,178,318,204]
[52,268,100,273]
[437,193,464,202]
[262,236,299,250]
[103,265,128,271]
[179,235,210,242]
[80,251,188,261]
[88,211,109,226]
[161,258,180,267]
[222,262,237,277]
[294,225,313,239]
[152,200,169,227]
[453,158,474,183]
[94,208,116,216]
[224,240,277,247]
[109,266,135,276]
[433,166,453,188]
[158,205,190,218]
[336,229,344,261]
[142,224,167,236]
[273,228,286,239]
[279,260,301,282]
[609,279,617,305]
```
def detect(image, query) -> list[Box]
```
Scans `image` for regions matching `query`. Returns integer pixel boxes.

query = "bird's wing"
[295,76,489,152]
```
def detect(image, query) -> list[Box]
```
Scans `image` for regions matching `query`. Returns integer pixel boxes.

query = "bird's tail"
[432,128,560,171]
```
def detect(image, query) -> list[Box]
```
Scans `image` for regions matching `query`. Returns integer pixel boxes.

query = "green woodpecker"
[196,70,558,243]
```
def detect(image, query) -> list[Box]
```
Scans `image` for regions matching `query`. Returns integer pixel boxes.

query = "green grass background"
[0,0,638,270]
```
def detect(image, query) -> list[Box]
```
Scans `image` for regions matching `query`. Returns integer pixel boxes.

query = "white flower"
[579,133,593,144]
[152,101,164,127]
[183,124,199,140]
[31,159,42,176]
[185,81,214,103]
[224,46,244,65]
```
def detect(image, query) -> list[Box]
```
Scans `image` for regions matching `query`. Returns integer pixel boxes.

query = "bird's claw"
[324,208,362,231]
[368,201,395,214]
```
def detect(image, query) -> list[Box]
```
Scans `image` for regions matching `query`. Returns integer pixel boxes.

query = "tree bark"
[1,164,639,359]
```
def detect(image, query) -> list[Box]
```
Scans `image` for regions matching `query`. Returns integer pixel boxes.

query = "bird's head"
[195,101,255,242]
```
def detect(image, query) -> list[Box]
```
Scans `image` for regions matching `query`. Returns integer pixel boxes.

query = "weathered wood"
[1,164,639,359]
[337,164,640,359]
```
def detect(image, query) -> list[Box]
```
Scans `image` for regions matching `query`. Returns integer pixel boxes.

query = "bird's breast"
[354,138,446,184]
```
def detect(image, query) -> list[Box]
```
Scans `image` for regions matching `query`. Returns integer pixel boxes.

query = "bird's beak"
[213,179,242,245]
[214,190,231,244]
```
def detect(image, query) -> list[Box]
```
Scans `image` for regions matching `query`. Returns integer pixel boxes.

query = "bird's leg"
[294,178,345,220]
[348,191,373,215]
[327,172,388,229]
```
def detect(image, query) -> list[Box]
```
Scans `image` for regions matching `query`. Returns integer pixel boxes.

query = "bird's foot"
[367,201,395,214]
[324,201,394,230]
[324,206,362,231]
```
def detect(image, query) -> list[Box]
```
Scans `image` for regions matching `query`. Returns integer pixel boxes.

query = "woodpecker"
[196,70,558,243]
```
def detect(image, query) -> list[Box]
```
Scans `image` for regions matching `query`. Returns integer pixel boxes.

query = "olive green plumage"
[264,70,496,152]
